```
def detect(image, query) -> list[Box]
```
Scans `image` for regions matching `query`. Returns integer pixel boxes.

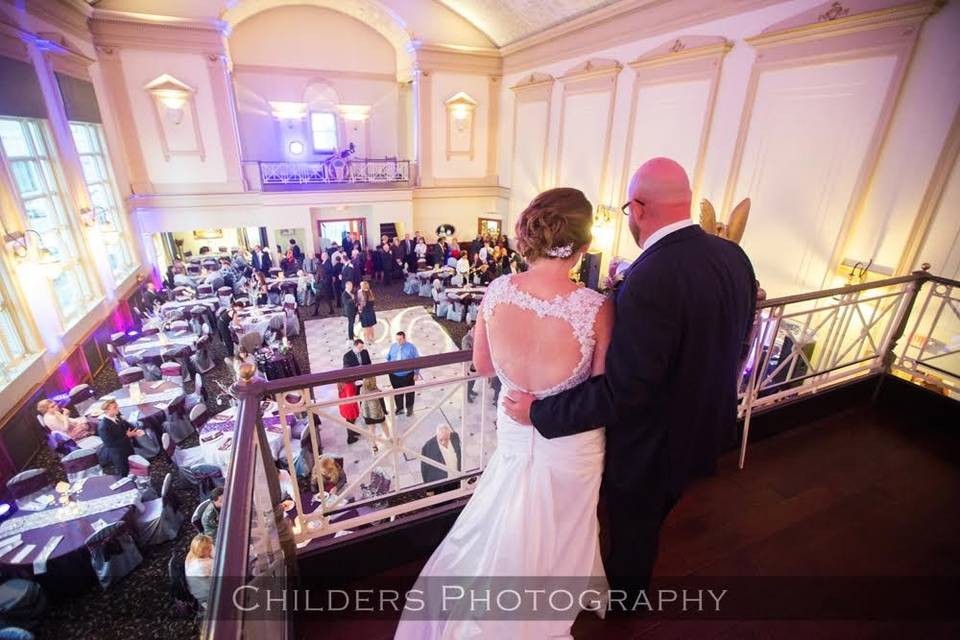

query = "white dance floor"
[302,306,498,492]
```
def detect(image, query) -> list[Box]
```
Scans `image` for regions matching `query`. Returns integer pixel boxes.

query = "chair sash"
[128,454,151,477]
[62,449,99,476]
[118,367,145,385]
[85,521,143,590]
[8,469,50,501]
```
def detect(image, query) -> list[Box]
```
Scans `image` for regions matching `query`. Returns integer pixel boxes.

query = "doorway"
[316,218,367,252]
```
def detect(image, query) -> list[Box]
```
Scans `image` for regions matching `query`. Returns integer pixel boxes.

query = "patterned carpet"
[26,277,471,640]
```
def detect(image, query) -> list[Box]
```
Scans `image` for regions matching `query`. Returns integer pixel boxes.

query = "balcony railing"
[257,157,411,190]
[204,269,960,640]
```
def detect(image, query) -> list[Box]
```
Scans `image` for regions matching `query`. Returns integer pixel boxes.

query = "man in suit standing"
[340,255,356,292]
[350,250,363,288]
[332,254,344,308]
[342,281,358,341]
[251,245,271,275]
[401,233,414,262]
[391,237,404,276]
[505,157,757,600]
[289,238,303,265]
[342,233,354,257]
[97,399,144,477]
[313,251,335,316]
[420,424,461,492]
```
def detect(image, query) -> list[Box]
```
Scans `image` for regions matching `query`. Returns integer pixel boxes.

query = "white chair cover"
[418,281,433,297]
[134,473,183,546]
[85,521,143,590]
[446,302,464,323]
[61,448,102,482]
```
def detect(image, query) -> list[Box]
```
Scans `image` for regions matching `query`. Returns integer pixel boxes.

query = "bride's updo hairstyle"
[514,187,593,261]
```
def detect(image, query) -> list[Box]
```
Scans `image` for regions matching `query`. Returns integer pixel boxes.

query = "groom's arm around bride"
[505,157,757,594]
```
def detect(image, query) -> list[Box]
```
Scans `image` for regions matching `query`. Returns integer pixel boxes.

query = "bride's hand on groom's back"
[503,390,534,425]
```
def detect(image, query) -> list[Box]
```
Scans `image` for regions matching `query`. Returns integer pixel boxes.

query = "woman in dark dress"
[357,280,377,344]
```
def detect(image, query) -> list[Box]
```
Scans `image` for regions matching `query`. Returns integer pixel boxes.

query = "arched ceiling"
[435,0,622,47]
[90,0,622,49]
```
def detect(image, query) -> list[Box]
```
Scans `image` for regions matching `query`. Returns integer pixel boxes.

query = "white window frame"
[0,116,97,327]
[310,111,339,154]
[69,121,137,283]
[0,267,33,390]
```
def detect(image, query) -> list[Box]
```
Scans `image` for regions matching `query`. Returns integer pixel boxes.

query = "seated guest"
[294,426,318,491]
[229,349,256,381]
[173,269,195,289]
[142,281,162,312]
[316,455,347,496]
[37,399,92,440]
[202,487,223,539]
[97,399,144,477]
[420,424,462,488]
[184,534,214,610]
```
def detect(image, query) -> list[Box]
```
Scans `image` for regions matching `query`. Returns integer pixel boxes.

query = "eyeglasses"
[620,199,645,215]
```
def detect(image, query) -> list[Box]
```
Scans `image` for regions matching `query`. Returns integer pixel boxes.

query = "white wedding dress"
[395,274,608,639]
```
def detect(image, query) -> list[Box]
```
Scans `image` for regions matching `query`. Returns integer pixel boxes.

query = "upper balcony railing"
[203,268,960,640]
[254,157,412,191]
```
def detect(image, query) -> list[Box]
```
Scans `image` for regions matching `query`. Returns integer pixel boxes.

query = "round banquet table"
[0,475,140,584]
[233,305,286,337]
[445,287,487,322]
[159,297,218,319]
[83,380,183,433]
[417,267,456,284]
[198,406,296,469]
[121,328,197,360]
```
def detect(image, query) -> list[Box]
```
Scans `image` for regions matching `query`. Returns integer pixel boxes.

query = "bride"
[395,188,613,639]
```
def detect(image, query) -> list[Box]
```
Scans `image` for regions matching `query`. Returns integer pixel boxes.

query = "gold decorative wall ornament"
[699,197,750,245]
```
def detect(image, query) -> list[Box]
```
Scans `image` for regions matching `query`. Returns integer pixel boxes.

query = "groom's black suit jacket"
[530,225,756,500]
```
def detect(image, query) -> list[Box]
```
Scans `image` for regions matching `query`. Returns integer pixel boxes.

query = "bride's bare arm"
[591,298,614,376]
[472,307,496,377]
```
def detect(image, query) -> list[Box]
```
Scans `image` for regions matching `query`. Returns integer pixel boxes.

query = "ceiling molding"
[410,41,502,76]
[559,57,621,82]
[502,0,784,74]
[629,35,732,70]
[90,8,227,54]
[21,0,92,41]
[510,71,555,91]
[746,0,942,48]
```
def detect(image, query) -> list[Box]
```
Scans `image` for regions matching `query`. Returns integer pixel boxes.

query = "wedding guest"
[430,240,444,268]
[97,399,144,477]
[251,245,272,274]
[288,238,303,263]
[456,252,471,284]
[332,254,344,308]
[357,281,377,344]
[387,331,420,416]
[420,424,461,489]
[215,305,235,358]
[414,237,427,263]
[342,281,358,341]
[317,455,347,495]
[461,329,478,403]
[373,244,384,282]
[36,399,92,440]
[142,281,162,312]
[391,237,404,275]
[361,377,387,453]
[380,242,395,284]
[201,487,223,539]
[184,534,214,610]
[364,248,375,280]
[313,252,335,316]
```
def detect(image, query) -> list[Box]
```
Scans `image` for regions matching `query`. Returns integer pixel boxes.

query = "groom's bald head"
[625,157,693,248]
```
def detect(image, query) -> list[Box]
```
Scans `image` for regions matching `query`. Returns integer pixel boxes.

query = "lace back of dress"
[482,274,606,399]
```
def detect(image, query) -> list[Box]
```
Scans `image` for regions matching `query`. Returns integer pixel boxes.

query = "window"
[69,121,136,282]
[310,112,338,153]
[0,273,30,388]
[0,117,94,325]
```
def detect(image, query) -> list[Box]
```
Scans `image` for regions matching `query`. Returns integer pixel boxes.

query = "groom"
[505,157,757,600]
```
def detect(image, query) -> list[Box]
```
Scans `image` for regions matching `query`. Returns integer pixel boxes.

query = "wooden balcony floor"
[296,378,960,639]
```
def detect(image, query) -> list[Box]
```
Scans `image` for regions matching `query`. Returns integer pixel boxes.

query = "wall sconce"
[288,140,304,155]
[3,228,62,276]
[336,104,370,132]
[444,92,478,160]
[79,206,121,243]
[594,204,617,227]
[269,101,307,127]
[144,75,195,126]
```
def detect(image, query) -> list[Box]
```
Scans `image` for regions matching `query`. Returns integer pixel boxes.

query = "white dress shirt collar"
[642,219,698,252]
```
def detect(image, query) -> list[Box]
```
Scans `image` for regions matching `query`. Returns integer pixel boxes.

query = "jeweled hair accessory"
[546,244,574,259]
